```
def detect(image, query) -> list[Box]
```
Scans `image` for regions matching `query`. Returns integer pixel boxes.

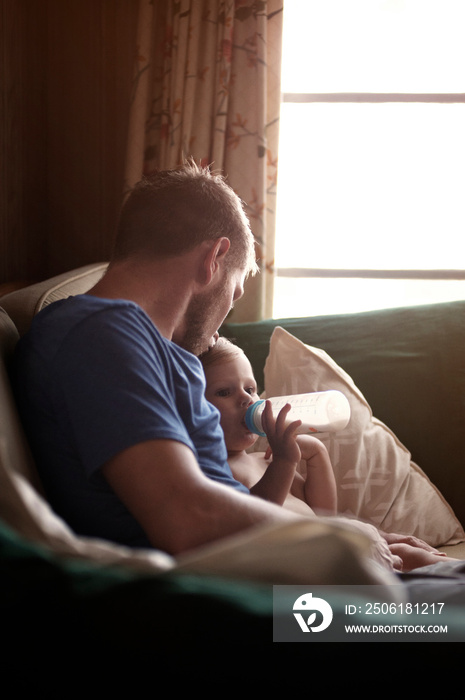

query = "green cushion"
[0,517,274,649]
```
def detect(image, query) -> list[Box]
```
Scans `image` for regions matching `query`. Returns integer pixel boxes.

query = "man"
[13,161,442,571]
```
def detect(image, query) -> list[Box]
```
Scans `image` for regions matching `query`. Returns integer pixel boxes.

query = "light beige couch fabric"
[0,263,108,336]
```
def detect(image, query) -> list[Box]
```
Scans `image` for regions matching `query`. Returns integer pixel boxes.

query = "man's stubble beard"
[178,285,229,357]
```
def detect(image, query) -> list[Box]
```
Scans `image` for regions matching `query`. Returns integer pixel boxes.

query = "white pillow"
[262,327,465,547]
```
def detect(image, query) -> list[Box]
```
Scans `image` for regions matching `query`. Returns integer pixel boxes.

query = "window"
[274,0,465,318]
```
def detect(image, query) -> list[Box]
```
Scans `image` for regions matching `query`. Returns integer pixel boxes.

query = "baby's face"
[204,355,260,454]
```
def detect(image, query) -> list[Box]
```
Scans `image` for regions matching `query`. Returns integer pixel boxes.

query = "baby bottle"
[245,390,350,437]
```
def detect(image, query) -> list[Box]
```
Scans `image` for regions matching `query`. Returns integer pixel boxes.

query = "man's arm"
[101,437,409,577]
[102,438,299,554]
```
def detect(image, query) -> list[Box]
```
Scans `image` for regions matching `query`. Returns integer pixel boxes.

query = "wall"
[0,0,138,288]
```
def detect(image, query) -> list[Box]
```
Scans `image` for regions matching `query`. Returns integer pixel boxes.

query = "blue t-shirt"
[14,295,248,548]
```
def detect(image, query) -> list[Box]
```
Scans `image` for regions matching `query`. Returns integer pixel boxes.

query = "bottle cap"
[245,400,266,436]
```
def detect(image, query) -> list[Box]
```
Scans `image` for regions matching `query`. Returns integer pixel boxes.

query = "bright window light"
[274,0,465,318]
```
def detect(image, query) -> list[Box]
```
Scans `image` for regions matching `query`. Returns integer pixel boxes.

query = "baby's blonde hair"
[199,336,245,370]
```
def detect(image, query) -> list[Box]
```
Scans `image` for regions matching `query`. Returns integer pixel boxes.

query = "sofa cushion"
[0,263,108,336]
[0,309,41,490]
[223,300,465,532]
[260,326,465,548]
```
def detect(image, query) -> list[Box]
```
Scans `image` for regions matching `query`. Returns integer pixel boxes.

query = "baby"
[200,337,337,516]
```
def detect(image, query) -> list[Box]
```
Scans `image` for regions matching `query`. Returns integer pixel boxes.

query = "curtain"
[124,0,283,321]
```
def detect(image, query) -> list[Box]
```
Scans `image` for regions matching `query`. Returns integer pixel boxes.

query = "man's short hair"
[113,160,258,275]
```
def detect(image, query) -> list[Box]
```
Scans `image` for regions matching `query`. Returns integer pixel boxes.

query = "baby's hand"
[262,400,302,467]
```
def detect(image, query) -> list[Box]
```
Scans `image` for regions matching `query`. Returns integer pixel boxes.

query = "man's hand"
[324,517,402,571]
[381,531,445,553]
[388,544,449,572]
[381,531,448,572]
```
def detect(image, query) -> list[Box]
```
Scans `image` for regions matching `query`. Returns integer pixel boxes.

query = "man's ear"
[202,237,231,284]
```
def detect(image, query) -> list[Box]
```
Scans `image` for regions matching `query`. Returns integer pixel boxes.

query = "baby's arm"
[296,435,337,514]
[248,401,302,505]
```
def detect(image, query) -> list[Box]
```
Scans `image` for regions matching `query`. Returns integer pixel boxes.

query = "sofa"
[1,263,465,649]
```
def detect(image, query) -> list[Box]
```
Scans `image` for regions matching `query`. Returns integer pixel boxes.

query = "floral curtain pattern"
[124,0,283,321]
